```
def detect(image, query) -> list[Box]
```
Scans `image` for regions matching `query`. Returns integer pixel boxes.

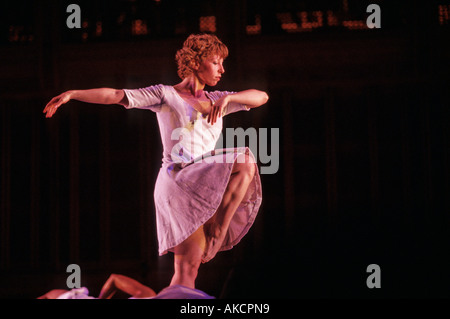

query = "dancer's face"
[195,55,225,87]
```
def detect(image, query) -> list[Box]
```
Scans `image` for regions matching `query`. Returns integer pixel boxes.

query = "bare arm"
[227,89,269,108]
[207,89,269,125]
[43,88,127,118]
[98,274,156,299]
[37,289,69,299]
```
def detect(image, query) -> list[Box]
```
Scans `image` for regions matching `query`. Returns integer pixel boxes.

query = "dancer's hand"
[207,95,229,125]
[43,91,72,118]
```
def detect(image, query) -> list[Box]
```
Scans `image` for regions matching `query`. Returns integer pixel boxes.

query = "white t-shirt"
[123,84,249,164]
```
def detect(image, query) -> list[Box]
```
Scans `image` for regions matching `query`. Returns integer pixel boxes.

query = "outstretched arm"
[98,274,157,299]
[207,89,269,125]
[43,88,127,118]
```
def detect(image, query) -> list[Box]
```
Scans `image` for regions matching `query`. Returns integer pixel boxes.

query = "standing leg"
[169,153,256,288]
[202,153,256,263]
[169,226,206,289]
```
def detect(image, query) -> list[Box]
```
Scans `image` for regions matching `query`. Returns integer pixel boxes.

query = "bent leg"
[202,153,256,263]
[170,226,206,289]
[98,274,157,299]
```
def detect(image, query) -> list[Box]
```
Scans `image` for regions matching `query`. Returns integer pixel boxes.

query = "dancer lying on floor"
[37,273,214,299]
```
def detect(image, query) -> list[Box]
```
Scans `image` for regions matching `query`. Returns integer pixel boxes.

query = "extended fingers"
[207,107,215,124]
[44,99,60,118]
[43,103,54,117]
[44,97,56,112]
[208,104,223,125]
[210,108,218,125]
[210,107,217,124]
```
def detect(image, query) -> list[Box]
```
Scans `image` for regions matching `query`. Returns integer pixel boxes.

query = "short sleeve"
[123,84,164,112]
[206,90,250,116]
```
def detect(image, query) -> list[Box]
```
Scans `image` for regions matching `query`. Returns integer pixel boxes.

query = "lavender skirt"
[153,147,262,256]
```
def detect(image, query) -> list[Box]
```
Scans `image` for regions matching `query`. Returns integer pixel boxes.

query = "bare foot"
[202,221,226,263]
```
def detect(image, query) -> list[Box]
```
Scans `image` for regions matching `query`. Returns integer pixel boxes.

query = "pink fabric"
[123,85,262,255]
[134,284,215,299]
[57,287,95,299]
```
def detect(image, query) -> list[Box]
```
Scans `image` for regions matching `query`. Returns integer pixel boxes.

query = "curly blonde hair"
[175,34,229,79]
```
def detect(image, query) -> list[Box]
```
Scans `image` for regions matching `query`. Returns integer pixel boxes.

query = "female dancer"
[43,34,268,290]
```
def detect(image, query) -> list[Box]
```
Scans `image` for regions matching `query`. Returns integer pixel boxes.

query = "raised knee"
[234,154,256,179]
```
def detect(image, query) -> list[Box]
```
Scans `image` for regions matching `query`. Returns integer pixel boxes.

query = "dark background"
[0,0,449,299]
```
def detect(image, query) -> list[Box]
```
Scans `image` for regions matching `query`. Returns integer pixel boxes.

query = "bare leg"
[98,274,156,299]
[202,153,256,263]
[168,153,256,288]
[169,226,206,289]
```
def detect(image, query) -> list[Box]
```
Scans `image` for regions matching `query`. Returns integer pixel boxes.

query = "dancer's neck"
[174,75,205,98]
